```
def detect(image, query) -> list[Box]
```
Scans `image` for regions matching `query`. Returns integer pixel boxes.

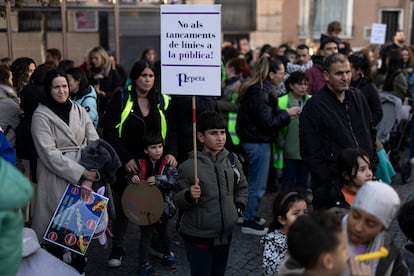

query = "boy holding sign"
[174,111,248,276]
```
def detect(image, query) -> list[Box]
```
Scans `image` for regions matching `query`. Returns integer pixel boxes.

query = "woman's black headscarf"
[41,69,72,125]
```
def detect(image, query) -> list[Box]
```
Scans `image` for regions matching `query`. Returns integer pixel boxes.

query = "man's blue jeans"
[242,142,271,221]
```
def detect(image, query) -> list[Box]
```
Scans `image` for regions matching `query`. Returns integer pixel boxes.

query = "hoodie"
[16,228,79,276]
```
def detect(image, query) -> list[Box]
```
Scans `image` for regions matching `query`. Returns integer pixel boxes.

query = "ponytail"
[239,54,283,98]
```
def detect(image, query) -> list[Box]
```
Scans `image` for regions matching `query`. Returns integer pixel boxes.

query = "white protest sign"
[160,5,221,96]
[370,23,387,45]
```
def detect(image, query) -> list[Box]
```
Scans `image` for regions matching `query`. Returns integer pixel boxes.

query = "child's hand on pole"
[190,178,201,200]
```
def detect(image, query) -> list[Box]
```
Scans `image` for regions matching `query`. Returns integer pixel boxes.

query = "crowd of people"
[1,19,414,276]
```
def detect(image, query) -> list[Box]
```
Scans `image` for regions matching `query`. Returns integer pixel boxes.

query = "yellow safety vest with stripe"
[115,87,169,139]
[228,92,240,145]
[272,93,311,169]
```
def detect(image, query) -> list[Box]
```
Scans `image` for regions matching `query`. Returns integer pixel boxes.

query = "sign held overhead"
[160,4,221,96]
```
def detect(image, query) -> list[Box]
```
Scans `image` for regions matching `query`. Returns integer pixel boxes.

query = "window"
[216,0,256,31]
[18,12,41,32]
[299,0,353,39]
[18,11,62,32]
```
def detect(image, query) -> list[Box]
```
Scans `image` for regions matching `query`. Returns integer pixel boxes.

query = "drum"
[121,181,164,225]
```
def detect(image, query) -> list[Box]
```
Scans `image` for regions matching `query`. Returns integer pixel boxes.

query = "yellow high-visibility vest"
[228,92,240,145]
[115,88,169,140]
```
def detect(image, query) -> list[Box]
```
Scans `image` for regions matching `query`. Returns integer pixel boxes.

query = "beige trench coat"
[31,102,99,241]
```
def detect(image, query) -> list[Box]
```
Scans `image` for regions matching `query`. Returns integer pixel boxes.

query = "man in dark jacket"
[299,53,375,209]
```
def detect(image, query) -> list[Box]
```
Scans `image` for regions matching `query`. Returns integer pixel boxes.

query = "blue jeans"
[242,142,271,221]
[281,159,309,195]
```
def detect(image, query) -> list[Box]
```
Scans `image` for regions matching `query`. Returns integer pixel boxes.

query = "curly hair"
[10,57,36,93]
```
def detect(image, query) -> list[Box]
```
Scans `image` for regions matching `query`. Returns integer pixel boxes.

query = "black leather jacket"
[236,80,290,143]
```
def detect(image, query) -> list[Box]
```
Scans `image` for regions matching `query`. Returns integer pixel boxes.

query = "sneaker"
[108,246,124,268]
[163,252,176,270]
[140,263,158,276]
[238,216,266,226]
[241,220,269,236]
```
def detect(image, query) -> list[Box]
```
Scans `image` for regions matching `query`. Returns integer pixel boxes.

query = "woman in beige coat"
[31,69,99,273]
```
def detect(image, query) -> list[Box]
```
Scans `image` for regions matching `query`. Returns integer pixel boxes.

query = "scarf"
[41,97,72,125]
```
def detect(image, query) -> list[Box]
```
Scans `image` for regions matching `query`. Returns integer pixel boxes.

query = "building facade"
[0,0,412,70]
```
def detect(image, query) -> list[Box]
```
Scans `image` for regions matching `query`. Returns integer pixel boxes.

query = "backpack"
[227,152,241,185]
[15,113,37,160]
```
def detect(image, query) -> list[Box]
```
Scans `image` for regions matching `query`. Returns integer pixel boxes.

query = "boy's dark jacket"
[174,148,248,245]
[131,156,178,191]
[128,156,178,221]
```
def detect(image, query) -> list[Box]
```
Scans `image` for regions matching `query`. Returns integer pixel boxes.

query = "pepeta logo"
[177,73,205,86]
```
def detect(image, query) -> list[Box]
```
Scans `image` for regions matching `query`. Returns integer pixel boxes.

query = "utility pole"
[6,0,13,59]
[114,0,120,62]
[60,0,68,59]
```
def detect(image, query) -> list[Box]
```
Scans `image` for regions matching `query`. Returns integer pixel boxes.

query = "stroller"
[376,92,413,183]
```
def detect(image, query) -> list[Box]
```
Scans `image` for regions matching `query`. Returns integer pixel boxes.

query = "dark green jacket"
[175,149,248,245]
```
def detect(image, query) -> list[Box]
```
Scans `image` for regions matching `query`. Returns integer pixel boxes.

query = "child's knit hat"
[352,180,400,228]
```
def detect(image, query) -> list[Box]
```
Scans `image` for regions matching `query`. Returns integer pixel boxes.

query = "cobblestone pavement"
[84,174,414,276]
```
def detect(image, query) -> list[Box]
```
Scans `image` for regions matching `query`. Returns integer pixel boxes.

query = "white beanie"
[352,181,400,228]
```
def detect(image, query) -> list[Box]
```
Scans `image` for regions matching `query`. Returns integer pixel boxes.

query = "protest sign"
[161,4,221,96]
[370,23,387,45]
[44,183,108,255]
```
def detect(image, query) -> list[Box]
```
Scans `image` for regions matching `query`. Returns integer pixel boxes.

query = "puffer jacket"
[0,158,33,276]
[71,85,99,128]
[174,149,248,245]
[236,80,290,143]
